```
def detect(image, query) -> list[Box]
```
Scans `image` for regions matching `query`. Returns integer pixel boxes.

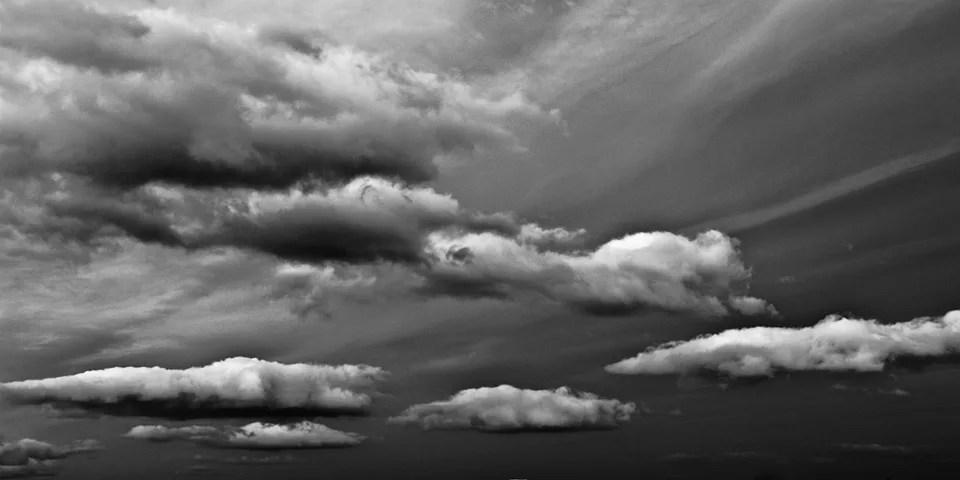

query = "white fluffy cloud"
[0,357,387,414]
[387,385,636,432]
[125,421,363,449]
[606,310,960,377]
[423,229,774,316]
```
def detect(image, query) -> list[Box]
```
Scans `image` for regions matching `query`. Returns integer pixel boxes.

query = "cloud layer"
[606,310,960,377]
[388,385,636,432]
[0,0,558,191]
[126,421,363,449]
[0,438,99,479]
[0,357,387,417]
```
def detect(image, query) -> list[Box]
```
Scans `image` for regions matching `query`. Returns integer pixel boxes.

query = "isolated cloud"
[606,310,960,377]
[0,438,99,479]
[0,357,387,417]
[422,229,774,316]
[0,0,558,191]
[126,421,363,449]
[124,425,222,442]
[388,385,636,432]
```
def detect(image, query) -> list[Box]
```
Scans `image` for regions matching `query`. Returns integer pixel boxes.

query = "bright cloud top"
[125,421,363,449]
[606,310,960,377]
[0,357,387,414]
[388,385,637,432]
[424,229,775,317]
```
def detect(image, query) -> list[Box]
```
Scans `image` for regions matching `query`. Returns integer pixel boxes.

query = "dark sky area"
[1,1,960,479]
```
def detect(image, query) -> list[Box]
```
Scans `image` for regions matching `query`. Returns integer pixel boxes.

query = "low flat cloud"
[124,425,222,442]
[0,357,387,418]
[606,310,960,377]
[0,438,99,479]
[126,421,363,449]
[388,385,636,432]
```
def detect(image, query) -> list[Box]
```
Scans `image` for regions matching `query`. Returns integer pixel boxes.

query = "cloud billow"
[0,0,558,191]
[606,310,960,377]
[388,385,636,432]
[0,357,387,418]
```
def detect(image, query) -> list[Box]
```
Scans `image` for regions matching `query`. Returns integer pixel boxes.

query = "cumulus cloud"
[422,229,774,316]
[0,0,772,321]
[606,310,960,377]
[0,438,99,479]
[0,357,387,417]
[126,421,363,449]
[387,385,636,432]
[0,1,558,191]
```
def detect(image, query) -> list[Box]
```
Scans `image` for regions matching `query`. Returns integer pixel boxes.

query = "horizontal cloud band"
[0,357,387,415]
[125,421,363,449]
[606,310,960,377]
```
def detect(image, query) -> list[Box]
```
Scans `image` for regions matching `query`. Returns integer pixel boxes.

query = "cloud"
[126,421,363,449]
[185,177,524,265]
[0,438,99,479]
[124,425,222,442]
[422,229,774,317]
[606,310,960,377]
[387,385,636,432]
[0,0,559,191]
[0,357,387,418]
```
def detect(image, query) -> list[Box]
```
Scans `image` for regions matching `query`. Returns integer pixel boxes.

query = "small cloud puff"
[126,421,363,450]
[0,357,387,416]
[606,310,960,377]
[387,385,636,432]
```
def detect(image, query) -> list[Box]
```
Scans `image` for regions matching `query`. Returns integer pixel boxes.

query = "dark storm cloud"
[607,310,960,377]
[0,1,558,191]
[184,178,534,265]
[388,385,636,432]
[0,357,387,419]
[126,421,364,449]
[44,194,185,247]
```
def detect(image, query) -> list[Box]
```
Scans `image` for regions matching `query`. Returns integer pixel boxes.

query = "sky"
[1,0,960,479]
